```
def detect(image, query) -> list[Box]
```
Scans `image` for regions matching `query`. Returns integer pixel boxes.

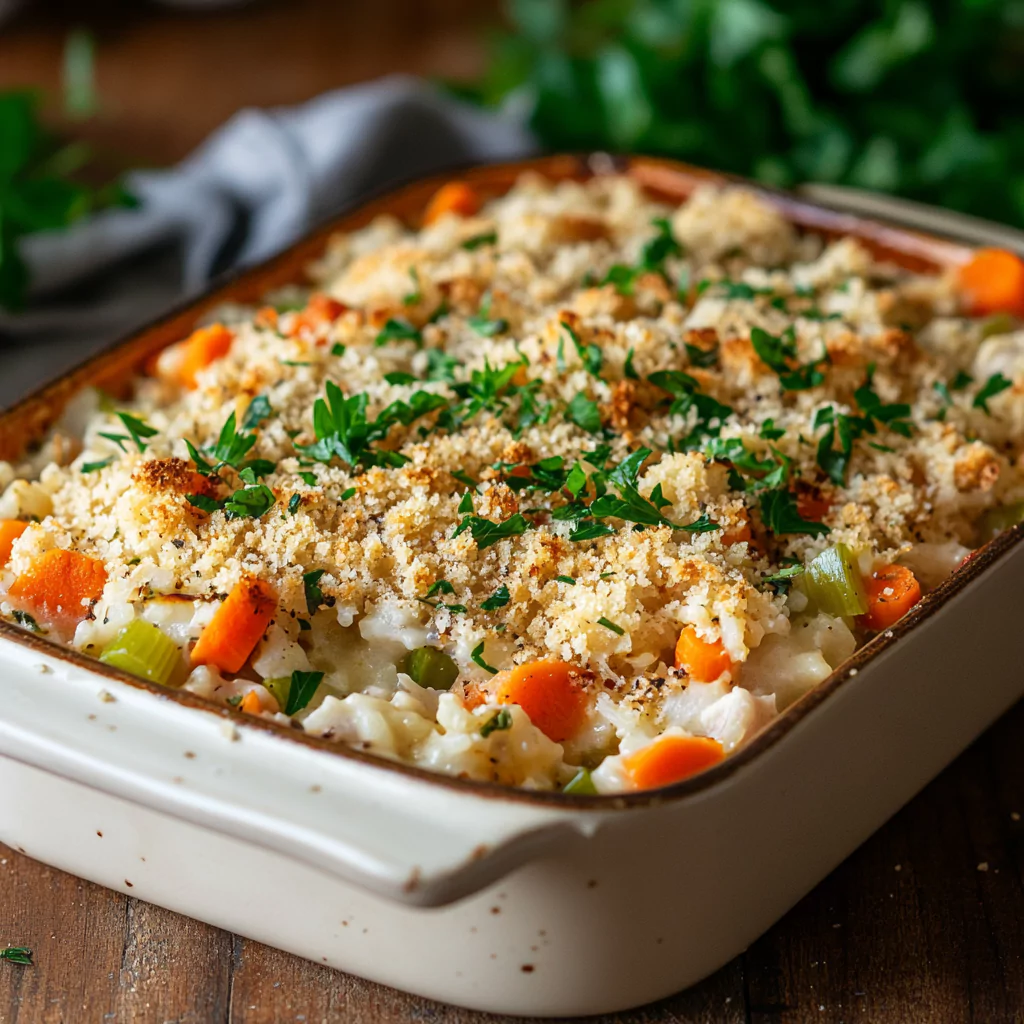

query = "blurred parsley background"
[461,0,1024,225]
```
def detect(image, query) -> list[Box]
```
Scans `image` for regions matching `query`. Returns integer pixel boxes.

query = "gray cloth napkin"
[0,75,535,405]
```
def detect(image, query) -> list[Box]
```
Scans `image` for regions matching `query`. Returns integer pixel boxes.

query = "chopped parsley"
[555,574,576,584]
[80,456,114,474]
[762,563,805,594]
[480,707,512,736]
[403,267,423,306]
[759,418,785,441]
[11,610,44,633]
[298,471,317,486]
[647,369,732,445]
[284,670,324,716]
[340,486,357,501]
[759,489,830,537]
[330,342,346,357]
[223,484,276,520]
[467,293,509,337]
[374,318,421,347]
[750,327,828,391]
[974,372,1012,413]
[471,640,499,675]
[565,392,603,434]
[562,320,602,378]
[600,216,682,295]
[685,340,720,368]
[0,947,32,965]
[303,569,326,615]
[241,394,272,431]
[419,579,466,614]
[624,348,639,380]
[481,585,511,611]
[452,504,531,549]
[461,230,497,250]
[597,616,625,635]
[384,371,418,386]
[100,412,158,453]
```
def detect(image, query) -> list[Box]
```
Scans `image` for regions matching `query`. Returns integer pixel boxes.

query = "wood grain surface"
[2,697,1021,1024]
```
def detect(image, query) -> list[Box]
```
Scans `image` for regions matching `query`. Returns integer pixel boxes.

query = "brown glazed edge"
[0,152,1010,812]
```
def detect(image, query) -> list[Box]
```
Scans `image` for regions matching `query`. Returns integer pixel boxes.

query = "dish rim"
[1,151,1017,811]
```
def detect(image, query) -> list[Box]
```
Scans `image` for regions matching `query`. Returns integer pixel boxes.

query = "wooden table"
[2,698,1022,1023]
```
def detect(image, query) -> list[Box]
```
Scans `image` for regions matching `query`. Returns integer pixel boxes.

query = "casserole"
[1,155,1022,1016]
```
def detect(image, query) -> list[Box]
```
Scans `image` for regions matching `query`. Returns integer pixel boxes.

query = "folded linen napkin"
[0,75,534,405]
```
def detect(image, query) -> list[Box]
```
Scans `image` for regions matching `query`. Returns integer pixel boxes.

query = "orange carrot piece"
[859,564,922,631]
[191,578,277,674]
[287,293,348,337]
[8,548,107,627]
[796,491,833,523]
[240,690,263,715]
[423,182,481,225]
[674,625,733,682]
[721,511,752,547]
[178,324,235,389]
[623,734,725,790]
[0,520,28,566]
[495,660,588,744]
[957,248,1024,318]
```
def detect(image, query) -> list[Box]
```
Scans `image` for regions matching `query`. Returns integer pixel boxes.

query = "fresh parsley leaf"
[340,486,357,500]
[461,231,497,250]
[303,569,326,615]
[555,574,576,584]
[11,610,43,633]
[597,616,625,635]
[471,640,499,675]
[426,349,460,383]
[750,327,827,391]
[481,585,511,611]
[185,493,222,514]
[113,412,157,453]
[759,419,785,441]
[223,485,276,520]
[562,320,602,378]
[452,512,530,549]
[685,340,719,368]
[426,580,456,599]
[480,707,512,735]
[80,456,113,474]
[601,263,638,295]
[569,520,616,542]
[241,394,272,431]
[467,293,509,337]
[384,371,418,386]
[298,471,317,486]
[974,372,1012,413]
[762,564,806,584]
[331,342,346,357]
[403,266,423,306]
[624,347,639,380]
[639,216,682,271]
[566,392,602,434]
[951,370,974,390]
[374,318,421,347]
[759,489,830,537]
[0,947,32,965]
[284,670,324,715]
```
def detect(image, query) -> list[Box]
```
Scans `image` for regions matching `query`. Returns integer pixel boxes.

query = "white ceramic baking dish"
[0,155,1021,1018]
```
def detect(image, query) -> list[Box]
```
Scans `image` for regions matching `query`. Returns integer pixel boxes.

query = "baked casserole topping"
[2,173,1023,793]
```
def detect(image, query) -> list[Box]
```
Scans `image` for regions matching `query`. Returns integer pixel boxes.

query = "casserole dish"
[1,154,1023,1016]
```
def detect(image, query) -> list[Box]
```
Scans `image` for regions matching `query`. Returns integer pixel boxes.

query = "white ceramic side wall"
[1,542,1022,1017]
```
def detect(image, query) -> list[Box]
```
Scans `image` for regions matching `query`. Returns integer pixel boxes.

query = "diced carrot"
[495,660,589,744]
[461,680,487,712]
[254,306,279,330]
[8,548,107,628]
[859,564,922,631]
[191,578,277,674]
[674,625,734,682]
[0,520,28,566]
[797,491,833,523]
[287,293,348,337]
[178,324,235,389]
[240,690,263,715]
[957,248,1024,318]
[423,182,481,225]
[622,734,725,790]
[721,511,752,547]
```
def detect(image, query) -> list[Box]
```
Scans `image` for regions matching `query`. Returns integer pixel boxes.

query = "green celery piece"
[978,501,1024,540]
[804,543,867,618]
[263,676,292,711]
[400,647,459,690]
[99,619,179,686]
[563,767,598,795]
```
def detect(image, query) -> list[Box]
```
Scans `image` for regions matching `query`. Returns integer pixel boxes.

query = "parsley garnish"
[331,342,346,357]
[974,372,1012,413]
[597,616,625,635]
[241,395,272,431]
[101,412,158,453]
[303,569,325,615]
[480,707,512,736]
[81,456,114,474]
[11,610,43,633]
[374,318,421,347]
[750,327,828,391]
[340,486,357,501]
[403,267,423,306]
[384,371,418,386]
[566,392,603,434]
[759,419,785,441]
[600,217,682,295]
[287,493,300,515]
[471,640,499,675]
[685,340,720,368]
[419,580,467,614]
[481,585,511,611]
[647,370,732,443]
[223,484,276,520]
[284,670,324,715]
[461,231,497,250]
[762,563,805,595]
[467,293,509,337]
[624,348,639,380]
[759,489,830,537]
[425,349,460,383]
[0,947,32,965]
[298,471,317,486]
[452,504,530,549]
[562,320,602,378]
[186,411,256,474]
[555,574,576,584]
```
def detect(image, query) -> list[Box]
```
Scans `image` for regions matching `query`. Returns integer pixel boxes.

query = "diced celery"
[99,619,179,686]
[400,646,459,690]
[804,543,867,618]
[263,676,292,711]
[979,501,1024,540]
[563,767,598,796]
